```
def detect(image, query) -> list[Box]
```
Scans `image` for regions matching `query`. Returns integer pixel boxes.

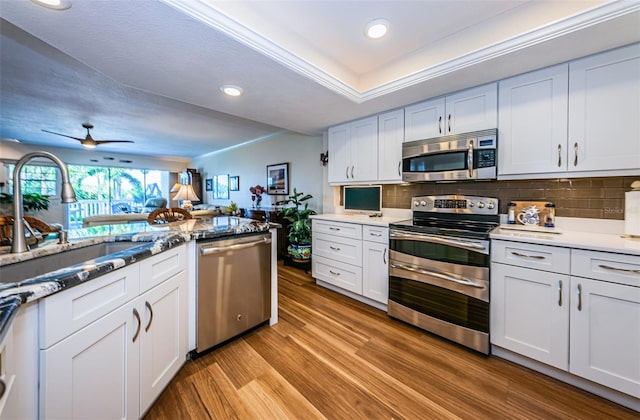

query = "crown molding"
[161,0,640,104]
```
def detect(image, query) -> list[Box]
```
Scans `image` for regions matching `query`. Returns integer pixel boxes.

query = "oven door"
[388,229,490,353]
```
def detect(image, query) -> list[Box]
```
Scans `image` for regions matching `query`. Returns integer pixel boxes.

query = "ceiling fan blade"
[41,129,84,141]
[94,140,135,145]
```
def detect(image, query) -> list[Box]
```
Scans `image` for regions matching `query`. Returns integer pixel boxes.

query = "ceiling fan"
[42,123,134,149]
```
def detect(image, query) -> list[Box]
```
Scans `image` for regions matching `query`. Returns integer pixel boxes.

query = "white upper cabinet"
[328,116,378,184]
[405,83,497,142]
[378,109,404,182]
[499,43,640,178]
[568,43,640,172]
[498,64,569,176]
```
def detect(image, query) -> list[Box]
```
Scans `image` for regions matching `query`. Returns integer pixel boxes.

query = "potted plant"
[277,188,316,262]
[0,192,50,214]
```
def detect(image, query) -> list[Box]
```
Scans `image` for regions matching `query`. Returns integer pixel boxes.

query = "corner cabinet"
[38,245,188,418]
[312,219,388,309]
[491,240,640,400]
[328,116,378,184]
[404,83,497,141]
[499,43,640,178]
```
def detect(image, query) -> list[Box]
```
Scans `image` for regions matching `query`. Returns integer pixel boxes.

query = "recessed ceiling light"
[365,19,389,40]
[31,0,72,11]
[220,85,244,97]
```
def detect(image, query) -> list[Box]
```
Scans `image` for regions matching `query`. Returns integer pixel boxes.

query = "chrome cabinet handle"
[511,251,545,260]
[577,284,582,311]
[448,114,452,132]
[390,262,484,288]
[467,140,474,178]
[397,161,401,176]
[346,166,349,179]
[558,280,563,306]
[132,308,141,343]
[574,142,579,166]
[329,270,340,276]
[369,232,382,237]
[350,166,355,179]
[329,245,341,251]
[598,264,640,274]
[438,116,442,134]
[557,144,562,167]
[329,227,341,231]
[145,301,153,332]
[383,247,387,264]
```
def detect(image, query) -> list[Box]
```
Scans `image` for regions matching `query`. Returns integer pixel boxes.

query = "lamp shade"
[173,184,199,202]
[170,182,182,193]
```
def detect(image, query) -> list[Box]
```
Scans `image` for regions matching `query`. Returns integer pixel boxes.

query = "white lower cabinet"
[491,240,640,399]
[312,219,388,307]
[39,245,188,419]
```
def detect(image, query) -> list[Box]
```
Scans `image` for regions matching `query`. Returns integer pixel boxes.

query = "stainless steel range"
[388,195,499,354]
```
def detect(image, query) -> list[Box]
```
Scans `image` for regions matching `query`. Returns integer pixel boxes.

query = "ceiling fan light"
[365,19,389,40]
[81,142,96,149]
[31,0,72,11]
[220,85,244,97]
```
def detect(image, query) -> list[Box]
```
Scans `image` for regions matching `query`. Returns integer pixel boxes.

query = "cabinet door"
[362,241,388,304]
[378,109,404,182]
[498,64,569,176]
[404,97,445,141]
[569,277,640,398]
[445,83,497,134]
[491,263,569,370]
[328,122,351,183]
[568,44,640,172]
[139,270,188,414]
[350,116,378,181]
[40,300,140,419]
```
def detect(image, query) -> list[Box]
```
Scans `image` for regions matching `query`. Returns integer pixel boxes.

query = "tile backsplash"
[381,176,638,220]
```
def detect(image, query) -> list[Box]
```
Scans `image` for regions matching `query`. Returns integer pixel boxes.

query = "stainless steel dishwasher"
[196,232,272,354]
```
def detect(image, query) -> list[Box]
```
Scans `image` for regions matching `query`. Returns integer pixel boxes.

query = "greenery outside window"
[6,164,57,195]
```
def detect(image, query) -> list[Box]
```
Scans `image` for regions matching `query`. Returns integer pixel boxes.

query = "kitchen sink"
[0,242,147,284]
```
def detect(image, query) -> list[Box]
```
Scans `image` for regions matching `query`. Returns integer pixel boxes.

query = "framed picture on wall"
[266,162,289,195]
[229,176,239,191]
[213,174,229,199]
[205,178,213,192]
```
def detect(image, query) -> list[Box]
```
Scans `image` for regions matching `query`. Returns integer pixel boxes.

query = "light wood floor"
[145,262,638,419]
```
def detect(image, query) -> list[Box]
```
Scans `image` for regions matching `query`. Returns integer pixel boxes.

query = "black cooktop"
[390,213,499,240]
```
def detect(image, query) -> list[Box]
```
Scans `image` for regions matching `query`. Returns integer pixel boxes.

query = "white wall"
[191,132,324,213]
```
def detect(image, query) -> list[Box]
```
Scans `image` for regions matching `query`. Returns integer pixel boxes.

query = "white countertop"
[311,208,410,227]
[491,217,640,256]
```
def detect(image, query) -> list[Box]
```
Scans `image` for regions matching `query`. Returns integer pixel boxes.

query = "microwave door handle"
[468,140,474,178]
[390,263,484,289]
[389,231,487,252]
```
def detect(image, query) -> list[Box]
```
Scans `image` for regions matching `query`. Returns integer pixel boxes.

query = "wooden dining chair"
[147,208,193,225]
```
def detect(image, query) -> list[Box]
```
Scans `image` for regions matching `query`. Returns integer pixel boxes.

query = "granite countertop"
[0,216,272,343]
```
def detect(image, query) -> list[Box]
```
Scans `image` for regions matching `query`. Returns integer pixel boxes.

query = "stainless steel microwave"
[402,129,497,182]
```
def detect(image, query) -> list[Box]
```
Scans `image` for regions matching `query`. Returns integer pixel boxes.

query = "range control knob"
[487,201,495,209]
[468,202,474,208]
[477,201,485,208]
[414,201,420,207]
[420,200,427,207]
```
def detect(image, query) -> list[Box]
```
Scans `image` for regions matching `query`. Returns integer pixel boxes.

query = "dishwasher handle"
[200,236,271,256]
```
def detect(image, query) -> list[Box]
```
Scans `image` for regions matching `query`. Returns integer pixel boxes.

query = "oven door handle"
[389,231,487,252]
[390,262,485,289]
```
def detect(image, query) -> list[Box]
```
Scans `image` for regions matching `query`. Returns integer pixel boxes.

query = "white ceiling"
[0,0,639,159]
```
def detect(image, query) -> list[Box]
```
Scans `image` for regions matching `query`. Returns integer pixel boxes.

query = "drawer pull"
[132,308,141,343]
[577,283,582,311]
[329,245,341,251]
[557,280,563,307]
[370,233,382,237]
[598,264,640,274]
[329,227,341,231]
[511,251,545,260]
[329,270,340,276]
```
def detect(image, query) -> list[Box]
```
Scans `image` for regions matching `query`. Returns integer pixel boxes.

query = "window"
[6,164,58,195]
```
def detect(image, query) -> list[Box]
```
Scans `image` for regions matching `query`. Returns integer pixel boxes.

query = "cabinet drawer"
[363,225,388,244]
[571,250,640,287]
[312,255,362,294]
[312,220,362,240]
[313,233,362,266]
[39,264,140,349]
[492,240,570,273]
[139,245,187,292]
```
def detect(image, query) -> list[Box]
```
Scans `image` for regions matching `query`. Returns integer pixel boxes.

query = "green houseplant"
[0,192,50,213]
[277,188,316,261]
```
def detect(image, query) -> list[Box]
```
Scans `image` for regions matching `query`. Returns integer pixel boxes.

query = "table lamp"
[173,183,199,211]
